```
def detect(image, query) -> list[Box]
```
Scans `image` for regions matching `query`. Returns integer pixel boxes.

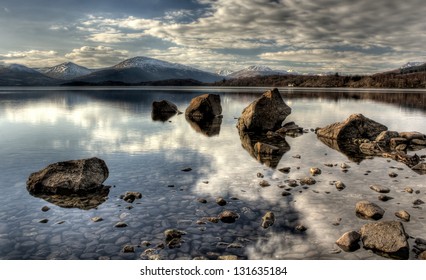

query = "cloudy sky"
[0,0,425,74]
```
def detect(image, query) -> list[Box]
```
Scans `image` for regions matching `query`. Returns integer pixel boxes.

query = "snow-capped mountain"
[78,56,222,83]
[400,61,425,69]
[216,69,234,76]
[39,62,93,80]
[0,63,59,86]
[226,65,285,79]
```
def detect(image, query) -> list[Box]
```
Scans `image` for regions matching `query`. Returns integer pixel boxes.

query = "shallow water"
[0,87,425,260]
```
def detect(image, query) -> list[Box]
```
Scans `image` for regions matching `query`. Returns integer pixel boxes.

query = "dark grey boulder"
[26,157,109,195]
[360,221,409,259]
[237,88,291,132]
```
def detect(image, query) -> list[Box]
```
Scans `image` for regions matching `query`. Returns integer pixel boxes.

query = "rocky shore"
[21,88,425,260]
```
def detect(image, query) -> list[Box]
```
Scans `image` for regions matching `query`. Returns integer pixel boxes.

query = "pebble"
[395,210,410,222]
[388,172,398,178]
[257,172,264,178]
[181,168,192,172]
[122,245,135,253]
[41,206,50,212]
[370,185,390,193]
[114,222,128,228]
[91,217,103,222]
[300,177,316,185]
[259,180,270,187]
[281,191,291,196]
[197,198,207,204]
[378,195,394,202]
[404,187,414,193]
[216,197,227,206]
[295,225,307,232]
[340,163,350,169]
[39,219,48,223]
[218,210,239,223]
[413,199,425,205]
[286,180,299,187]
[279,167,291,173]
[310,167,322,176]
[335,181,346,191]
[293,155,301,159]
[324,163,334,167]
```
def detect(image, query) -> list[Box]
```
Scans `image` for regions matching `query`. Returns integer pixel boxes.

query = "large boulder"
[185,94,222,121]
[360,221,409,259]
[237,88,291,132]
[26,157,109,195]
[151,100,181,122]
[316,114,387,141]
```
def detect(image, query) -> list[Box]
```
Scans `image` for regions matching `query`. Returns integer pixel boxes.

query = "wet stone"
[370,185,390,193]
[197,198,207,204]
[114,222,128,228]
[122,245,135,253]
[218,210,239,223]
[91,217,103,223]
[355,201,384,220]
[279,167,291,173]
[122,191,142,203]
[395,210,410,222]
[378,195,394,202]
[335,181,346,191]
[39,219,48,224]
[286,180,299,187]
[335,231,361,252]
[310,167,322,176]
[216,197,227,206]
[388,172,398,178]
[261,211,275,229]
[181,167,192,172]
[341,163,350,169]
[300,177,316,185]
[295,225,307,232]
[281,191,291,196]
[404,187,414,193]
[257,172,264,178]
[259,180,270,187]
[41,206,50,212]
[413,199,425,205]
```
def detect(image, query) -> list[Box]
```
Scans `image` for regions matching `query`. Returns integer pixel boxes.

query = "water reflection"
[29,190,110,210]
[238,130,291,168]
[186,115,222,137]
[0,88,425,260]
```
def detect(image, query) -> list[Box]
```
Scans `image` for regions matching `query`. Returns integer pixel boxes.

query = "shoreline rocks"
[355,201,385,220]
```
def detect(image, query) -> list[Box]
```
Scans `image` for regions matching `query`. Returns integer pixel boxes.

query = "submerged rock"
[237,88,291,132]
[261,211,275,229]
[26,157,109,195]
[218,210,239,223]
[121,191,142,203]
[395,210,410,222]
[360,221,409,259]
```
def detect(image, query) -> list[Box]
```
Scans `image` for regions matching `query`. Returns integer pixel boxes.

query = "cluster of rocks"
[152,94,223,136]
[316,114,426,173]
[235,88,305,168]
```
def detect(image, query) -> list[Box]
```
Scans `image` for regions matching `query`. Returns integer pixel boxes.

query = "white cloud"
[65,45,129,68]
[0,50,61,67]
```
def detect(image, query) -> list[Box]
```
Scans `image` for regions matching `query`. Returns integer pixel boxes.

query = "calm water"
[0,87,425,260]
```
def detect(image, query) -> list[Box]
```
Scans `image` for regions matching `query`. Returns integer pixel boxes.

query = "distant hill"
[76,56,222,84]
[38,62,93,80]
[0,64,59,86]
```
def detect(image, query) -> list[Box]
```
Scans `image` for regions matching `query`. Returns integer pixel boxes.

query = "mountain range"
[0,56,424,86]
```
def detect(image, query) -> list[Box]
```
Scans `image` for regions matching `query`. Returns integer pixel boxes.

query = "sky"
[0,0,425,74]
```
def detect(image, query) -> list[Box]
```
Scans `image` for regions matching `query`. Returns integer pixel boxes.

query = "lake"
[0,86,425,260]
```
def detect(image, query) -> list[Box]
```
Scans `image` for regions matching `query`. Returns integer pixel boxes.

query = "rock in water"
[26,157,109,195]
[360,221,409,259]
[185,94,222,121]
[335,231,361,252]
[151,100,181,122]
[355,201,385,220]
[218,210,239,223]
[261,211,275,229]
[316,114,387,141]
[237,88,291,132]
